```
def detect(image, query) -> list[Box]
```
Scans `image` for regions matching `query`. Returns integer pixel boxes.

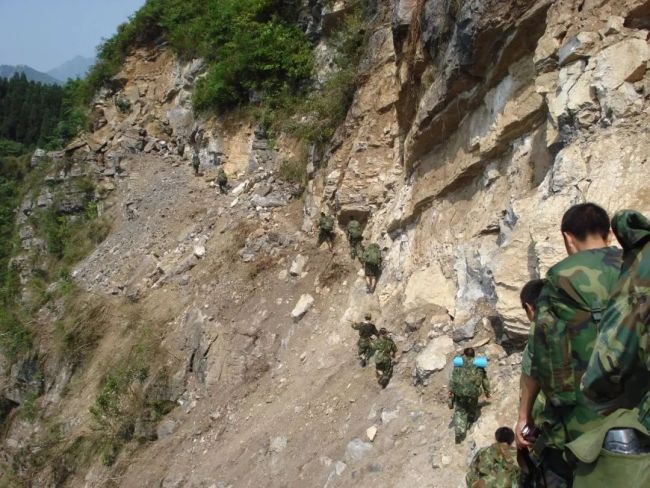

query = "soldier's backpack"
[362,243,381,267]
[347,220,362,239]
[216,168,226,183]
[319,215,334,232]
[450,359,484,398]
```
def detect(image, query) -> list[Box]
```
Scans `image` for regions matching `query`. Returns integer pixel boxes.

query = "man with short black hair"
[466,426,520,487]
[560,203,611,248]
[516,203,622,487]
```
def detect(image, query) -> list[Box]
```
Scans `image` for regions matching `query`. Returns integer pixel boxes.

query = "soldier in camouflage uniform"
[450,347,491,444]
[567,210,650,487]
[351,313,379,367]
[346,219,364,259]
[318,212,335,251]
[216,167,228,194]
[192,152,201,176]
[582,209,650,425]
[371,328,397,388]
[517,203,623,487]
[466,427,520,488]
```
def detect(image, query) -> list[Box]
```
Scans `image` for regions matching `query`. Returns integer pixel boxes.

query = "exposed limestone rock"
[414,336,454,383]
[289,254,308,277]
[403,264,455,314]
[291,294,315,321]
[345,438,373,462]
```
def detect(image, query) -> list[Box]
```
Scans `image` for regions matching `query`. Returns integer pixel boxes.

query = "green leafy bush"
[261,0,370,145]
[84,0,314,112]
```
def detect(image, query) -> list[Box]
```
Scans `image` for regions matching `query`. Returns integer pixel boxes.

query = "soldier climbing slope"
[351,313,379,367]
[371,328,397,389]
[192,152,201,176]
[568,209,650,488]
[518,279,547,487]
[361,243,381,293]
[216,167,228,194]
[449,347,490,444]
[346,219,364,259]
[516,203,625,487]
[318,212,335,252]
[466,427,520,488]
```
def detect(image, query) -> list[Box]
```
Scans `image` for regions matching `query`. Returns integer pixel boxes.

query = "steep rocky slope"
[3,0,650,487]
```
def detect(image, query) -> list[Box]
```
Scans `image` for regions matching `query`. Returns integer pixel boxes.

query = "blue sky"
[0,0,146,71]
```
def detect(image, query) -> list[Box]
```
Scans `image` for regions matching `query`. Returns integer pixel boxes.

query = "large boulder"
[414,335,454,383]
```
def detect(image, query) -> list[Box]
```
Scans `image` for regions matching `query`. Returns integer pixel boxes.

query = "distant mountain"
[47,55,96,82]
[0,64,61,85]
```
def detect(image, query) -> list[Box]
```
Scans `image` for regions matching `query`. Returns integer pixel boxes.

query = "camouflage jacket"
[581,210,650,429]
[352,321,378,339]
[527,246,622,447]
[372,337,396,361]
[217,168,227,184]
[466,442,520,488]
[450,357,490,398]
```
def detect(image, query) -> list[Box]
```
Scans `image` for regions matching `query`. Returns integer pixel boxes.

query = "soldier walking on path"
[318,212,335,252]
[216,167,228,194]
[371,328,397,388]
[346,219,364,259]
[192,152,201,176]
[466,427,520,488]
[449,347,490,444]
[361,243,381,293]
[351,313,379,367]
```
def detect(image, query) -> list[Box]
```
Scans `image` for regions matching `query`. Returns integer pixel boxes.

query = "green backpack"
[362,244,381,266]
[319,215,334,232]
[450,361,482,398]
[347,220,362,239]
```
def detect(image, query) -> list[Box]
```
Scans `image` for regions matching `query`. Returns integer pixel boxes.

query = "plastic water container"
[473,357,488,369]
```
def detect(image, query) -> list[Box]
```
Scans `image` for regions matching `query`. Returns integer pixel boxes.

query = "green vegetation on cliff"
[87,0,314,111]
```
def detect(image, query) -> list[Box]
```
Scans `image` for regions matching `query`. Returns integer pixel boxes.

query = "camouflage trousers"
[375,355,393,387]
[357,337,374,362]
[453,395,479,443]
[318,229,333,246]
[349,238,363,259]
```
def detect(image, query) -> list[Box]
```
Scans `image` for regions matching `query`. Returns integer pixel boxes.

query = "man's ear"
[563,232,579,255]
[524,303,535,322]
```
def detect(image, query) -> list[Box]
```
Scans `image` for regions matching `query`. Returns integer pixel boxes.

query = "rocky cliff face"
[3,0,650,487]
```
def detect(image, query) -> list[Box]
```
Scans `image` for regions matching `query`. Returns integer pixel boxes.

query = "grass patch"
[0,308,32,361]
[278,158,307,187]
[89,327,172,466]
[53,290,110,369]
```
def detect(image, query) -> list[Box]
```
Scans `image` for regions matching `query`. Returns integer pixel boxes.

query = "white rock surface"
[289,254,308,276]
[291,294,314,321]
[415,336,454,380]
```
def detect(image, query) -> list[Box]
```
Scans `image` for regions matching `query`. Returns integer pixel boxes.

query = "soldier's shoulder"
[548,246,621,277]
